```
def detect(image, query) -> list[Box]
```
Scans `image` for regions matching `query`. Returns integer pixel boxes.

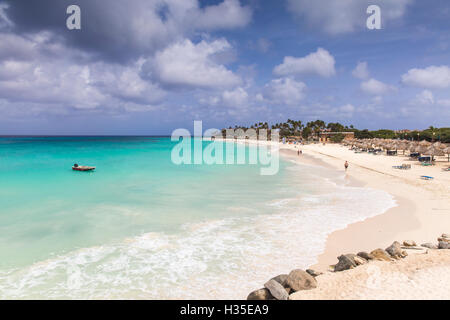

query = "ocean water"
[0,137,396,299]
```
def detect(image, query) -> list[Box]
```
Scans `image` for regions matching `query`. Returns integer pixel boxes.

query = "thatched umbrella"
[397,141,408,154]
[416,145,429,155]
[424,146,445,161]
[419,140,431,147]
[408,142,417,152]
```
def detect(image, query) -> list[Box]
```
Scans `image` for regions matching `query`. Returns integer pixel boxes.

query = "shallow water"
[0,137,395,299]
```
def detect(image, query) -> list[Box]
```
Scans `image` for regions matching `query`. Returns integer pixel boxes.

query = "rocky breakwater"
[247,234,449,300]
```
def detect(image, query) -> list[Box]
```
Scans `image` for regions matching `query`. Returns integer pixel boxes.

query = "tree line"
[221,120,450,143]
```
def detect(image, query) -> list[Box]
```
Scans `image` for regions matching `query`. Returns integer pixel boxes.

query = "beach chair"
[420,176,434,180]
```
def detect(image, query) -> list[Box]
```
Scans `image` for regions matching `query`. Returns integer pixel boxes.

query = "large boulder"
[306,269,323,277]
[285,269,317,292]
[370,248,392,261]
[385,241,403,259]
[264,280,289,300]
[247,288,274,300]
[334,254,357,272]
[354,255,368,265]
[421,243,438,249]
[270,274,288,286]
[403,240,417,247]
[438,241,450,249]
[357,251,374,260]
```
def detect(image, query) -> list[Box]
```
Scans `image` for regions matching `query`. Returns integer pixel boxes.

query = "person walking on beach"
[344,161,349,171]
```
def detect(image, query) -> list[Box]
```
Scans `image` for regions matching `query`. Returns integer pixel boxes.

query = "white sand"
[290,249,450,300]
[293,143,450,268]
[226,139,450,299]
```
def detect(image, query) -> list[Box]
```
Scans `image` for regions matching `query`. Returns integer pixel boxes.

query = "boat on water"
[72,164,96,171]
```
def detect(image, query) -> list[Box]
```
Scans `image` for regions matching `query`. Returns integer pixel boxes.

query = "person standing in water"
[344,161,349,171]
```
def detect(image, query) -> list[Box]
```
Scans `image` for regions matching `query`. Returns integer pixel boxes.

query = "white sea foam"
[0,162,396,299]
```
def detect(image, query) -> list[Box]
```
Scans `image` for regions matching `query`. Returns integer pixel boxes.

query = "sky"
[0,0,449,135]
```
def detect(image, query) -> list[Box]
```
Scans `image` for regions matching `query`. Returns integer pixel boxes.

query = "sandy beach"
[237,139,450,299]
[289,143,450,267]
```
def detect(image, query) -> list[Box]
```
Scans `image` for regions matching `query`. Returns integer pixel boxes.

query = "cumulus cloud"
[401,65,450,88]
[287,0,412,34]
[339,104,356,113]
[352,61,370,79]
[0,3,13,29]
[415,90,434,105]
[262,77,306,106]
[221,87,249,108]
[0,32,166,112]
[4,0,252,61]
[149,38,242,89]
[360,78,395,95]
[273,48,336,78]
[199,87,249,109]
[193,0,252,30]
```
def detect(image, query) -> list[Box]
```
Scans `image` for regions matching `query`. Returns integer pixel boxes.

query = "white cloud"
[273,48,336,78]
[221,87,249,108]
[352,61,370,79]
[193,0,252,30]
[0,32,166,112]
[339,104,355,113]
[198,87,250,109]
[18,0,253,60]
[262,77,306,106]
[401,65,450,88]
[287,0,412,34]
[150,38,242,89]
[0,3,13,29]
[360,78,395,95]
[415,90,434,105]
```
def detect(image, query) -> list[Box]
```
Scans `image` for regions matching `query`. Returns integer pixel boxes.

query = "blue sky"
[0,0,449,135]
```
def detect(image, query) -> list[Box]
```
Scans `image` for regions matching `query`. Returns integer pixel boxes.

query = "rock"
[270,274,288,286]
[421,243,438,249]
[401,250,408,258]
[441,234,450,239]
[264,280,289,300]
[285,269,317,292]
[403,240,417,247]
[438,241,450,249]
[438,237,450,243]
[370,248,392,261]
[306,269,323,277]
[357,251,374,260]
[385,241,403,258]
[354,256,368,265]
[247,288,274,300]
[334,254,357,272]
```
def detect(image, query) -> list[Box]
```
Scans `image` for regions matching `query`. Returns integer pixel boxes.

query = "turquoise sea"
[0,137,395,299]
